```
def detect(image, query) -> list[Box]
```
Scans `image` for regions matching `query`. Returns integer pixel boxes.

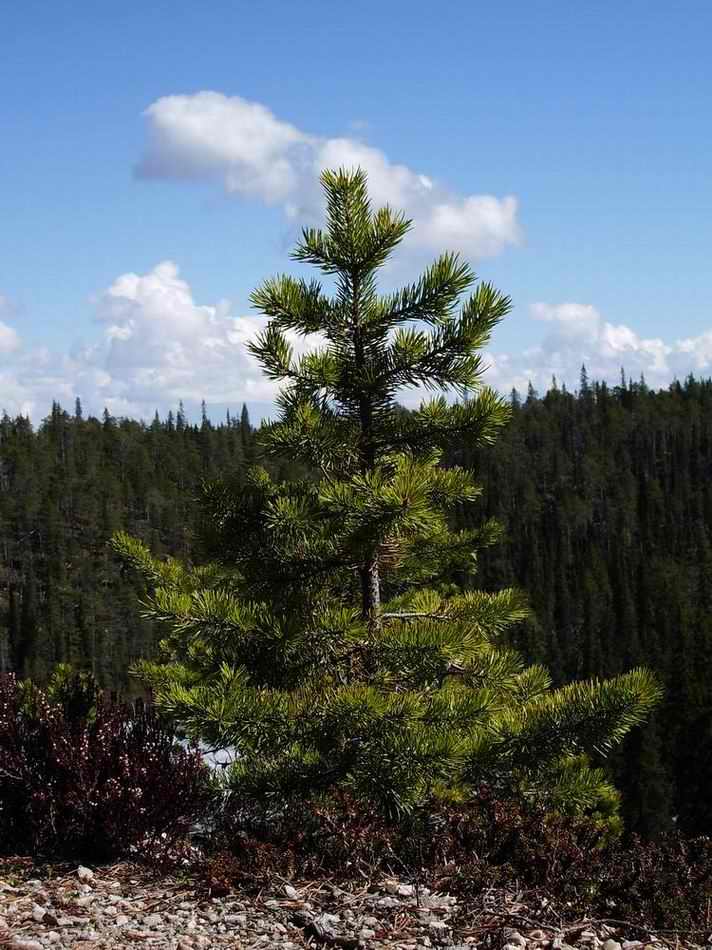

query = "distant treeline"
[2,376,712,837]
[450,372,712,838]
[0,400,260,691]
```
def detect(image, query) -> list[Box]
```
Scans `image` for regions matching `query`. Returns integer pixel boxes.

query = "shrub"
[208,792,712,930]
[0,673,213,861]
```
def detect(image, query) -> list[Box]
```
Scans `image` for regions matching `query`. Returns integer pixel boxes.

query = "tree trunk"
[361,551,381,631]
[351,272,382,631]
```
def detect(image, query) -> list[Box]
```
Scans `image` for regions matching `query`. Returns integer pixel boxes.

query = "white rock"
[77,865,94,883]
[283,884,298,899]
[11,941,43,950]
[31,904,46,922]
[115,913,130,926]
[144,913,163,928]
[47,934,61,945]
[604,941,622,950]
[360,929,376,941]
[398,883,414,897]
[377,896,400,908]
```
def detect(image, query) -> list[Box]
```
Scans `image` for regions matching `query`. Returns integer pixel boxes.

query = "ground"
[0,860,701,950]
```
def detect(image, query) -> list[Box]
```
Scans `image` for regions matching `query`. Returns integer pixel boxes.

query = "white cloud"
[137,92,311,203]
[136,91,521,258]
[0,264,326,420]
[3,274,712,422]
[0,295,21,354]
[90,260,317,411]
[0,268,259,418]
[485,301,701,394]
[0,322,20,354]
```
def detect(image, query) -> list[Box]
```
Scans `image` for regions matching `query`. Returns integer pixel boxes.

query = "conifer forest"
[2,350,712,838]
[1,171,711,849]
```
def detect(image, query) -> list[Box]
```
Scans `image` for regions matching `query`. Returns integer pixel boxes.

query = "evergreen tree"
[114,169,660,820]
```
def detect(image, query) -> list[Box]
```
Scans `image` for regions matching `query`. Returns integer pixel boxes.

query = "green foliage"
[113,168,660,823]
[45,663,99,721]
[0,399,259,693]
[4,375,712,834]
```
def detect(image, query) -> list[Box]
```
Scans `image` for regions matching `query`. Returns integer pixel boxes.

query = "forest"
[1,372,711,838]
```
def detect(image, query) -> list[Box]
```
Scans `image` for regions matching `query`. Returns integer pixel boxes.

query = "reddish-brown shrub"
[0,673,213,861]
[211,791,712,930]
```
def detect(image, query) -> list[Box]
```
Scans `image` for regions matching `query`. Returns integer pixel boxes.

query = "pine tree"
[176,401,186,432]
[113,168,660,820]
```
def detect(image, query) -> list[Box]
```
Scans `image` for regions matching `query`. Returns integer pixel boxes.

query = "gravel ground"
[0,863,703,950]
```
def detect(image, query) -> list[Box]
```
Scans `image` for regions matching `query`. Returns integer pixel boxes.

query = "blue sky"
[2,0,712,420]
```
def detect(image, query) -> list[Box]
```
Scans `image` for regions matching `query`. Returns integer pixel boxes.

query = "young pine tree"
[113,169,660,820]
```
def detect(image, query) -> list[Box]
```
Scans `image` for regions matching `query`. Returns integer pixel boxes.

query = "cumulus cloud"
[0,264,323,420]
[0,322,20,355]
[89,260,321,413]
[0,295,21,354]
[4,271,712,422]
[485,301,704,395]
[136,91,522,258]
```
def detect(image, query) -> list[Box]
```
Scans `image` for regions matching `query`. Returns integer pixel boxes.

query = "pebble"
[0,868,697,950]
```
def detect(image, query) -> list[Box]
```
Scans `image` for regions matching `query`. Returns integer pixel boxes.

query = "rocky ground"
[0,863,705,950]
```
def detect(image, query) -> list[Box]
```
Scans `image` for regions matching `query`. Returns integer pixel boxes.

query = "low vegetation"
[0,669,212,861]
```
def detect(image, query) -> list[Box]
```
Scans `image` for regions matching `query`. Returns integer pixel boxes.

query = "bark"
[361,551,381,632]
[351,272,382,631]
